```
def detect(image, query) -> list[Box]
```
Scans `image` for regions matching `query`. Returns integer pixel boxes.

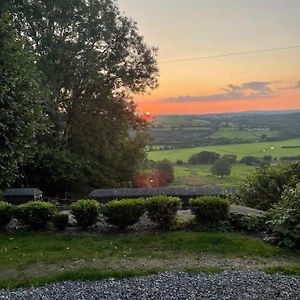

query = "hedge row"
[190,196,230,223]
[0,201,68,230]
[0,196,231,231]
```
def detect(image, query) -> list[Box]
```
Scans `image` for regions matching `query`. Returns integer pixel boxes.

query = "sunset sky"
[118,0,300,115]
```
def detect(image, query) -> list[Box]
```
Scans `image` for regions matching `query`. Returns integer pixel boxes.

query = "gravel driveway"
[1,271,299,300]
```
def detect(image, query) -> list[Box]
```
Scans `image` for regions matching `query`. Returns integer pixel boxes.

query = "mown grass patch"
[0,232,298,271]
[148,138,300,162]
[0,267,226,290]
[263,266,300,276]
[2,265,300,290]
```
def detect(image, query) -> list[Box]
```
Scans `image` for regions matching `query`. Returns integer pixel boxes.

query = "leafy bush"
[266,184,300,249]
[189,196,230,223]
[221,154,237,164]
[15,201,56,229]
[237,162,300,210]
[229,212,266,233]
[240,156,261,166]
[156,159,175,184]
[14,145,85,198]
[53,213,69,231]
[0,201,14,229]
[280,155,300,162]
[146,196,181,229]
[188,151,220,165]
[71,199,100,228]
[102,198,146,229]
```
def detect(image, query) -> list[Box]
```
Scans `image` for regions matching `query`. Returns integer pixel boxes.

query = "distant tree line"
[174,150,296,179]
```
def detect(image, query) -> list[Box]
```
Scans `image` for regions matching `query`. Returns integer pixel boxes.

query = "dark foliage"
[189,196,230,224]
[9,0,159,194]
[71,199,100,229]
[266,184,300,249]
[102,198,146,229]
[240,156,261,166]
[0,201,14,229]
[0,10,47,188]
[237,162,300,210]
[229,212,266,233]
[146,196,181,229]
[15,201,56,229]
[211,159,232,178]
[221,154,237,164]
[53,213,69,231]
[188,151,220,165]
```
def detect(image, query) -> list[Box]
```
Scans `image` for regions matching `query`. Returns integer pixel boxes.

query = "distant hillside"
[156,109,300,117]
[148,138,300,162]
[149,111,300,149]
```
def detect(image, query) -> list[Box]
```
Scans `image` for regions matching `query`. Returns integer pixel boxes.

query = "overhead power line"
[159,45,300,64]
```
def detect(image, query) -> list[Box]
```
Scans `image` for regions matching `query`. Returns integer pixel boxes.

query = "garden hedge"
[189,196,230,224]
[146,196,181,229]
[102,198,146,229]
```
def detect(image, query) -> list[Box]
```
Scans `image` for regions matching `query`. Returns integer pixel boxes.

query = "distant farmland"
[148,138,300,162]
[210,127,279,141]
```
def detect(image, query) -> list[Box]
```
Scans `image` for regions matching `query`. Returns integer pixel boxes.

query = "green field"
[173,164,255,186]
[148,138,300,162]
[211,127,279,141]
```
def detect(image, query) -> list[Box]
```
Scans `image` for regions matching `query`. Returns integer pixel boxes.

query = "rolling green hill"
[211,127,279,141]
[148,138,300,162]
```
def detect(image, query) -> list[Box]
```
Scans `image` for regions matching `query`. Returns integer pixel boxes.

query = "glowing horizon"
[118,0,300,115]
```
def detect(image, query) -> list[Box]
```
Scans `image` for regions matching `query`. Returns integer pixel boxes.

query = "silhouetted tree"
[10,0,159,195]
[0,9,47,188]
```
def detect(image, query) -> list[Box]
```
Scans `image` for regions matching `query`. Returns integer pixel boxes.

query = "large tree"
[211,159,232,179]
[0,8,46,189]
[10,0,159,195]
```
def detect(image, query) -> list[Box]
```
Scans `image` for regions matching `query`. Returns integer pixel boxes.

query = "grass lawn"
[0,231,299,288]
[172,164,255,186]
[148,138,300,162]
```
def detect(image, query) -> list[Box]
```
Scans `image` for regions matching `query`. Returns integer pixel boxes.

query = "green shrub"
[188,151,220,165]
[15,201,56,229]
[189,196,230,224]
[266,184,300,249]
[53,213,69,231]
[146,196,181,229]
[71,199,100,228]
[103,198,146,229]
[237,162,300,210]
[229,212,266,233]
[0,201,14,229]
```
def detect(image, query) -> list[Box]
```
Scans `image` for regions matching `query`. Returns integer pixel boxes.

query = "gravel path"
[1,271,299,300]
